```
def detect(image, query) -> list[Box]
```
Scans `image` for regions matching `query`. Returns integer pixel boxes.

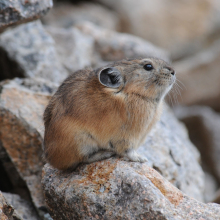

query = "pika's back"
[44,69,95,127]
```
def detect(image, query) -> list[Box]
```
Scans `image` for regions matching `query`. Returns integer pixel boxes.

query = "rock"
[75,22,169,63]
[172,40,220,111]
[42,2,120,31]
[174,105,220,184]
[0,191,22,220]
[42,161,219,220]
[11,77,59,94]
[97,0,220,59]
[0,20,68,83]
[0,78,53,213]
[0,0,53,32]
[3,192,39,220]
[45,26,97,74]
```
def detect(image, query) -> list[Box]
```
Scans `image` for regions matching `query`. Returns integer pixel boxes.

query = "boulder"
[42,161,219,220]
[97,0,220,59]
[42,2,120,31]
[0,0,53,32]
[0,20,68,83]
[172,40,220,111]
[42,105,208,219]
[0,191,22,220]
[174,105,220,184]
[0,78,55,214]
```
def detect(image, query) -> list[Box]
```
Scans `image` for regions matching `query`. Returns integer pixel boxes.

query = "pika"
[43,58,175,170]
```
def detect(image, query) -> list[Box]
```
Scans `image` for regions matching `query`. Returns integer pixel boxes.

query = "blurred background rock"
[0,0,220,219]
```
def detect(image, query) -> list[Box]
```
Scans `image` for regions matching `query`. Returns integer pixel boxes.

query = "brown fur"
[43,58,175,170]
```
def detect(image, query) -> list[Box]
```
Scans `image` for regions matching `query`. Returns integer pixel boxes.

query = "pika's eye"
[144,64,154,71]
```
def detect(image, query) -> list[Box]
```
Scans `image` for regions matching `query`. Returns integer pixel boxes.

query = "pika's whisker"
[176,78,186,90]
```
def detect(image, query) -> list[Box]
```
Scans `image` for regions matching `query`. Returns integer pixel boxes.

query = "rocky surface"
[173,40,220,111]
[0,0,53,32]
[0,0,220,218]
[0,191,22,220]
[98,0,220,59]
[174,105,220,184]
[0,20,68,83]
[3,192,39,220]
[42,2,120,31]
[0,78,53,214]
[42,161,219,220]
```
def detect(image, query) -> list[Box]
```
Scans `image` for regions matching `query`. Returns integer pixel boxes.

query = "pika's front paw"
[122,149,148,163]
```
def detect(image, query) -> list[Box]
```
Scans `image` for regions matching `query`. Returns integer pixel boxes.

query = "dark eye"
[144,64,154,71]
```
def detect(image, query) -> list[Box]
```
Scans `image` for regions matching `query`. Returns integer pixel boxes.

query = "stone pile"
[0,0,220,219]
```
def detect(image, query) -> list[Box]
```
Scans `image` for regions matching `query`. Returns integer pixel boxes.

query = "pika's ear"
[98,67,122,88]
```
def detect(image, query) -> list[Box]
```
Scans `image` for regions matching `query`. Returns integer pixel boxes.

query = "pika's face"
[98,58,175,101]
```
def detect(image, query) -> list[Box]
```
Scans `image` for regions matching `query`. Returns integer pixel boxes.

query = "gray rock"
[3,192,40,220]
[174,105,220,184]
[0,191,22,220]
[0,0,53,32]
[12,77,59,94]
[0,20,68,83]
[42,105,208,219]
[42,2,120,31]
[42,161,218,220]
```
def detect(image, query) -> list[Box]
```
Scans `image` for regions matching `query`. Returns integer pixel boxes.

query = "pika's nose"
[165,66,175,75]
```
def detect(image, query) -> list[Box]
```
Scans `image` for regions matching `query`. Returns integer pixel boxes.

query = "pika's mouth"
[155,74,175,87]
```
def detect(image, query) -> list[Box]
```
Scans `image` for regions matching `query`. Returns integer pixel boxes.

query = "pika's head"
[98,58,175,101]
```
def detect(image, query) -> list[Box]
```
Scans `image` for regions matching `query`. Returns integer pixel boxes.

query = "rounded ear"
[98,67,122,88]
